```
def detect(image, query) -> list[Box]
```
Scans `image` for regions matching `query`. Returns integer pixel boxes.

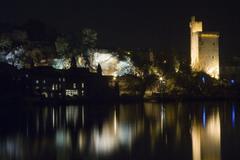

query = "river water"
[0,102,239,160]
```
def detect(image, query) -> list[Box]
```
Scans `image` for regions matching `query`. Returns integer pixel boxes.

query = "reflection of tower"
[191,109,221,160]
[190,16,220,79]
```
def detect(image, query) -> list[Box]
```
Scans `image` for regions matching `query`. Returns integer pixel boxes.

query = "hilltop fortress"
[190,16,220,79]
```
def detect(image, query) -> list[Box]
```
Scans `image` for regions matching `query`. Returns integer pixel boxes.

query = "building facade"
[20,66,119,101]
[190,16,220,79]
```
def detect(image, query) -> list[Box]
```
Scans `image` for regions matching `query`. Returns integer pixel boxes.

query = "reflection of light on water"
[232,105,236,128]
[82,106,84,127]
[55,129,71,148]
[36,114,39,133]
[52,108,55,128]
[114,109,117,135]
[192,109,221,160]
[78,130,85,152]
[203,107,206,128]
[66,106,79,127]
[161,105,165,134]
[91,127,118,154]
[0,137,24,158]
[90,107,144,155]
[192,124,201,160]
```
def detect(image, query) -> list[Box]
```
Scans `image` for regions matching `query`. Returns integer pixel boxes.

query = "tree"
[0,35,12,51]
[70,56,77,68]
[97,63,102,75]
[81,28,97,49]
[55,37,70,58]
[12,30,28,46]
[81,28,97,67]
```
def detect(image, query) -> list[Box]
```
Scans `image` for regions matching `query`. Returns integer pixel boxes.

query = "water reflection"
[191,107,221,160]
[0,102,239,159]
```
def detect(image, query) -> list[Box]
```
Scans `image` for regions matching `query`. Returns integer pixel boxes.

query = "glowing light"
[201,77,205,84]
[66,89,78,96]
[113,73,117,81]
[88,49,135,76]
[200,33,219,38]
[205,66,219,79]
[231,80,235,84]
[91,52,118,75]
[73,83,76,89]
[41,92,48,98]
[52,58,71,69]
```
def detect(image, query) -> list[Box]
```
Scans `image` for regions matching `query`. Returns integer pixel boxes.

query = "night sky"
[1,0,240,58]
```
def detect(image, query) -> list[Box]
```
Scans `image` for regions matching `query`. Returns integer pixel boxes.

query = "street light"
[159,77,164,97]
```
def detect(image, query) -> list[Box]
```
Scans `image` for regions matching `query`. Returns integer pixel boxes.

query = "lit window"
[55,84,58,90]
[73,83,76,89]
[42,92,48,98]
[66,90,78,97]
[63,78,66,82]
[52,84,55,90]
[43,80,46,84]
[82,90,84,96]
[81,83,84,88]
[59,78,61,82]
[25,74,29,78]
[36,80,39,84]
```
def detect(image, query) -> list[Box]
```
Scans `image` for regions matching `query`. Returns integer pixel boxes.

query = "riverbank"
[2,93,240,106]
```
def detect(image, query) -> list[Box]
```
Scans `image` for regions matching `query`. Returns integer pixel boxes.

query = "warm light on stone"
[190,16,220,79]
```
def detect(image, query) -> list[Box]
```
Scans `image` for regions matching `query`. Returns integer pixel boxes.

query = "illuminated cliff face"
[190,16,220,79]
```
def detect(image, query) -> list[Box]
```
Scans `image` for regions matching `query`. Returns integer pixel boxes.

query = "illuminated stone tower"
[190,16,220,79]
[190,16,203,70]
